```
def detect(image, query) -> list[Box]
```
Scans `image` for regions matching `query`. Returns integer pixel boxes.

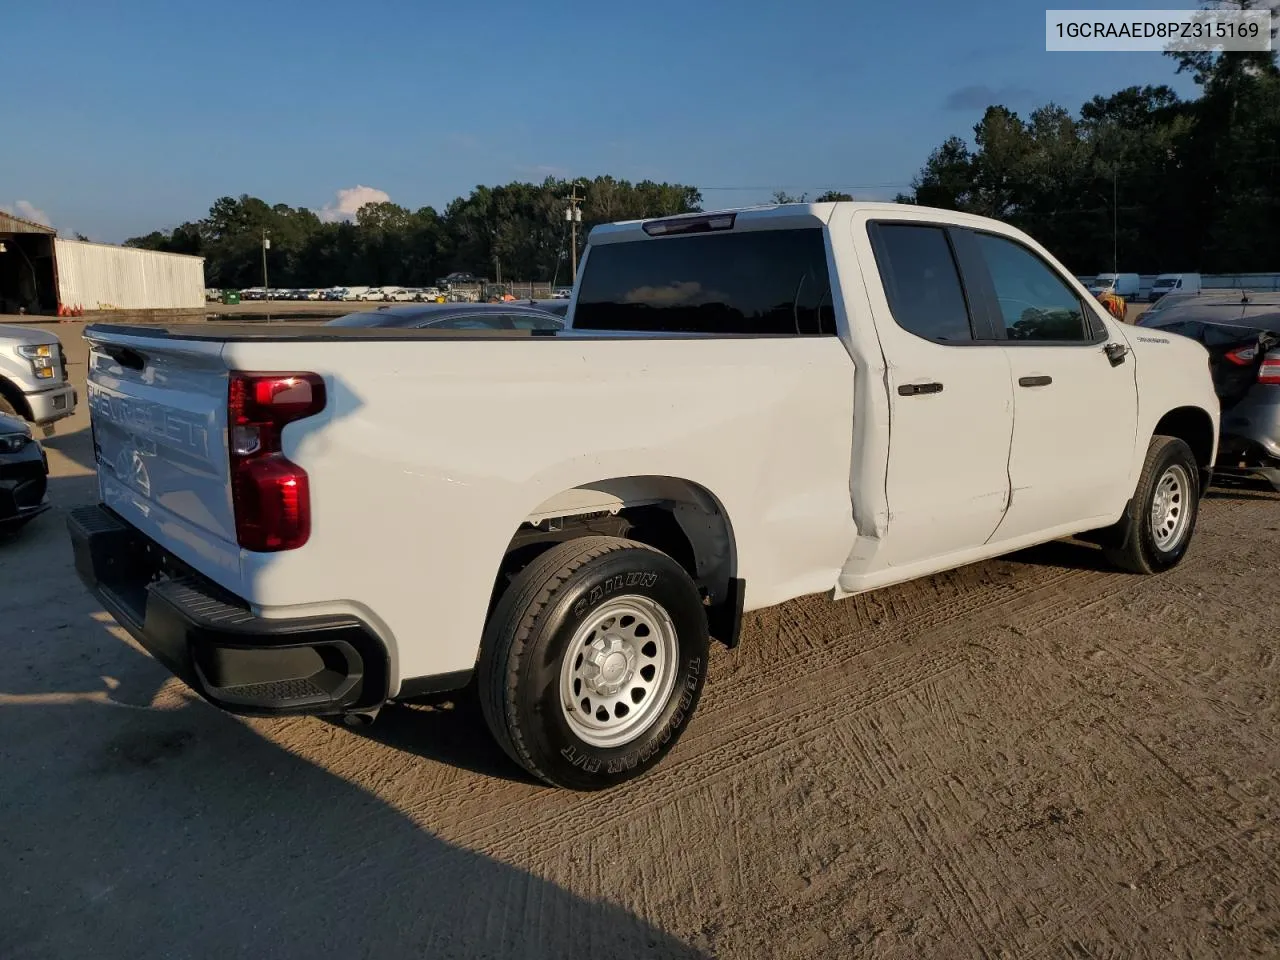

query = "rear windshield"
[573,228,836,335]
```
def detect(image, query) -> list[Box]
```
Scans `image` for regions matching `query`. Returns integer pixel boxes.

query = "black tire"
[478,535,709,790]
[1103,435,1201,574]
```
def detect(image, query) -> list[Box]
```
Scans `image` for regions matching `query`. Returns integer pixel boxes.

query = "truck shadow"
[39,425,97,476]
[1203,480,1280,502]
[1004,538,1114,573]
[1,681,705,958]
[0,480,705,960]
[339,699,543,785]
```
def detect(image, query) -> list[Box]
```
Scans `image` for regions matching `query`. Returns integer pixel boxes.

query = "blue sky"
[2,0,1202,241]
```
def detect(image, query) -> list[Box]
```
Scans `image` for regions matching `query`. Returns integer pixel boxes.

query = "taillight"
[1260,354,1280,385]
[228,372,326,551]
[1224,345,1257,365]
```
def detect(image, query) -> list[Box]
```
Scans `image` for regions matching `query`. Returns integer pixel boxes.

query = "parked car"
[240,287,267,301]
[552,288,572,299]
[414,287,444,302]
[69,202,1218,791]
[327,303,564,331]
[342,287,371,301]
[1149,273,1202,301]
[439,271,481,286]
[359,288,386,301]
[383,287,415,302]
[0,325,77,435]
[1136,290,1198,325]
[521,298,571,318]
[305,289,324,301]
[1137,291,1280,490]
[1089,273,1141,298]
[0,410,49,534]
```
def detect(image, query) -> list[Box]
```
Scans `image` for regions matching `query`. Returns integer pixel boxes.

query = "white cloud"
[2,200,52,227]
[317,185,392,223]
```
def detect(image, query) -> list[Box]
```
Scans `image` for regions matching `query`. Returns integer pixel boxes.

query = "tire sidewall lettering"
[572,571,658,618]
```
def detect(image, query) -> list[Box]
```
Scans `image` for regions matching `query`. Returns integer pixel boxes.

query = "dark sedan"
[326,302,564,330]
[0,411,50,533]
[1139,292,1280,490]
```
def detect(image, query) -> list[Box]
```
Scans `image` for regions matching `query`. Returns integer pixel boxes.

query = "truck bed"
[81,323,859,685]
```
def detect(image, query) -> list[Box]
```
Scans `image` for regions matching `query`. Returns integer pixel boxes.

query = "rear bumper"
[67,504,389,717]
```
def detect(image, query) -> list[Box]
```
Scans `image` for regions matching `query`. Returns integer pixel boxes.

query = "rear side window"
[869,224,974,342]
[573,228,835,335]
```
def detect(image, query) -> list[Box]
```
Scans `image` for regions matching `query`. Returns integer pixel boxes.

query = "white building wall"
[54,239,205,310]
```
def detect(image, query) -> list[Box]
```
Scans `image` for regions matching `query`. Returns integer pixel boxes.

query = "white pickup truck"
[68,202,1219,790]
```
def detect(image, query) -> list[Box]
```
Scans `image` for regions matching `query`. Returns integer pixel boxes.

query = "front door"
[861,221,1015,569]
[968,231,1139,541]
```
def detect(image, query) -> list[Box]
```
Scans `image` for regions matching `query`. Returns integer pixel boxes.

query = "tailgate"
[84,328,241,585]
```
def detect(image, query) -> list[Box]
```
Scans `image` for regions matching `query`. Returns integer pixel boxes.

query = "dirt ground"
[2,320,1276,959]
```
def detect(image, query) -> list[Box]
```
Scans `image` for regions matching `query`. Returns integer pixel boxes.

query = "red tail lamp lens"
[228,373,326,551]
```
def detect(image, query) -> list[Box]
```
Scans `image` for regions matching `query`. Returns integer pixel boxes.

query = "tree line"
[128,23,1276,283]
[897,23,1279,273]
[125,178,701,290]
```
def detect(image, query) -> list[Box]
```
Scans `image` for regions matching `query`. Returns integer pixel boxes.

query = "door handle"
[897,382,943,397]
[1018,375,1052,387]
[1104,342,1129,366]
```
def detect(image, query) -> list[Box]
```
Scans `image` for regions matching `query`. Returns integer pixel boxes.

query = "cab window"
[973,233,1092,342]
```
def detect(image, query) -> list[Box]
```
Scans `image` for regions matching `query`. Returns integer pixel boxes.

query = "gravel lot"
[3,320,1277,959]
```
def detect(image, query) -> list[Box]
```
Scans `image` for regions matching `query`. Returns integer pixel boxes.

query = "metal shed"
[53,238,205,311]
[0,210,57,314]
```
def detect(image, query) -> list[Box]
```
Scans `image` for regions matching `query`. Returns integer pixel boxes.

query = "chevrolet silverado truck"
[1,324,77,434]
[67,202,1219,790]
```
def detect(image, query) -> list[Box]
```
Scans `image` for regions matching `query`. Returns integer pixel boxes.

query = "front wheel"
[1103,435,1201,574]
[478,536,709,790]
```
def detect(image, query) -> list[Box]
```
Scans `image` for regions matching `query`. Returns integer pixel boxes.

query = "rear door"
[85,330,240,583]
[966,230,1138,540]
[862,221,1015,567]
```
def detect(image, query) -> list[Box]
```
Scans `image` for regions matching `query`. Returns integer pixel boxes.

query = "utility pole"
[1112,167,1118,276]
[565,181,585,284]
[262,230,271,319]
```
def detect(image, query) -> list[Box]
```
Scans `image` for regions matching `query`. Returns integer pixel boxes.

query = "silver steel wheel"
[559,595,680,749]
[1150,463,1192,552]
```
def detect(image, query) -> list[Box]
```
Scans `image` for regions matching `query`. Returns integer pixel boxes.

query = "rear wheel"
[1103,435,1201,574]
[478,536,709,790]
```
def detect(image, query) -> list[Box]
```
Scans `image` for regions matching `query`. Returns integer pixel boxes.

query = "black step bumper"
[67,504,388,716]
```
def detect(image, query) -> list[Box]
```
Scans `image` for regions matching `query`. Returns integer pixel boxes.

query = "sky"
[1,0,1204,242]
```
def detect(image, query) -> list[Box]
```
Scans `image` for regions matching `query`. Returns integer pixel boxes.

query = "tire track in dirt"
[330,561,1095,827]
[444,568,1146,862]
[371,559,1144,855]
